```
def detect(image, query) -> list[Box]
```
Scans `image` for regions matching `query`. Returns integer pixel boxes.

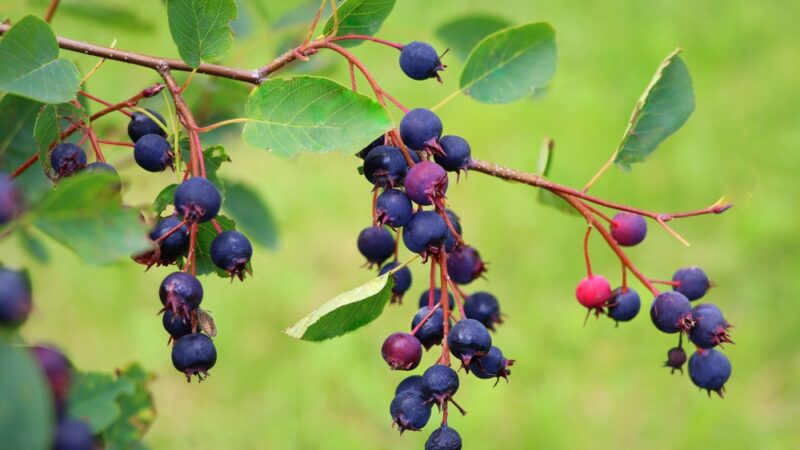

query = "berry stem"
[10,153,40,179]
[153,219,189,244]
[446,279,467,320]
[43,0,59,22]
[621,263,628,291]
[158,68,205,178]
[441,401,449,426]
[96,139,134,148]
[210,218,223,234]
[393,228,400,262]
[583,225,593,277]
[185,222,199,276]
[438,251,452,366]
[302,0,327,49]
[195,118,250,133]
[582,202,615,225]
[371,189,379,227]
[650,279,680,287]
[428,259,437,309]
[410,302,441,336]
[349,62,358,92]
[78,90,133,117]
[328,34,404,50]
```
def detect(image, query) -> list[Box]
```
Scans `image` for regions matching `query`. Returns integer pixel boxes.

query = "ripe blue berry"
[400,109,443,151]
[689,303,732,349]
[664,346,687,374]
[149,217,190,263]
[363,145,408,188]
[395,375,424,396]
[171,333,217,382]
[443,209,461,252]
[575,275,612,309]
[133,134,174,172]
[672,266,711,301]
[159,272,203,317]
[211,230,253,279]
[358,226,395,266]
[418,288,455,309]
[411,306,446,350]
[421,364,459,405]
[425,426,462,450]
[609,212,647,246]
[448,318,492,365]
[0,173,23,225]
[650,291,693,334]
[30,344,72,412]
[174,177,222,223]
[390,390,432,432]
[688,348,732,397]
[446,245,486,285]
[376,189,413,227]
[163,309,193,341]
[128,109,167,142]
[404,161,449,206]
[464,292,501,330]
[403,211,448,255]
[399,41,444,81]
[0,267,32,328]
[381,332,423,370]
[50,143,87,178]
[434,136,471,173]
[467,345,514,382]
[607,287,641,322]
[53,418,94,450]
[380,262,413,303]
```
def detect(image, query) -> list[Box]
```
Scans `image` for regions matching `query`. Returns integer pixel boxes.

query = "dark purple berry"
[395,375,424,396]
[174,177,222,223]
[411,306,446,350]
[382,332,423,370]
[357,226,395,267]
[448,318,492,366]
[443,209,461,252]
[399,41,445,81]
[467,345,514,382]
[607,287,641,322]
[171,333,217,382]
[149,217,189,263]
[380,262,413,303]
[418,288,455,309]
[463,292,502,330]
[664,346,687,374]
[421,364,459,405]
[672,266,711,301]
[434,136,471,173]
[83,162,121,191]
[363,145,407,188]
[446,245,486,285]
[400,109,443,151]
[689,303,733,349]
[50,143,87,178]
[402,211,448,255]
[128,109,167,142]
[425,426,462,450]
[404,161,448,206]
[159,272,203,317]
[376,189,413,227]
[609,212,647,247]
[0,173,23,225]
[688,348,732,397]
[30,344,72,412]
[133,134,174,172]
[53,418,94,450]
[210,230,253,279]
[356,135,386,159]
[650,291,693,334]
[390,390,432,433]
[163,309,193,341]
[0,267,32,328]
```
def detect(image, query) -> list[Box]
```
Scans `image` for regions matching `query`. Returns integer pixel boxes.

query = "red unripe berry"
[381,332,423,370]
[575,275,612,308]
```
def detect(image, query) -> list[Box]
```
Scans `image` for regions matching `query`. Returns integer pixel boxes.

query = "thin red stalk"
[447,279,467,320]
[43,0,59,22]
[349,62,357,92]
[153,219,188,244]
[438,251,451,366]
[621,263,628,290]
[428,259,437,309]
[97,139,134,148]
[393,228,400,262]
[211,218,223,234]
[10,154,39,178]
[379,89,409,113]
[159,68,205,179]
[301,0,326,49]
[85,127,105,162]
[583,225,593,277]
[329,34,404,49]
[650,279,679,287]
[438,206,464,247]
[410,302,441,336]
[372,189,379,226]
[79,90,132,117]
[583,202,615,224]
[389,129,416,167]
[441,402,449,426]
[186,223,199,275]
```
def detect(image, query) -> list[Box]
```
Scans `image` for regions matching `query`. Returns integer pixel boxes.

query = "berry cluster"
[574,213,734,396]
[354,43,510,449]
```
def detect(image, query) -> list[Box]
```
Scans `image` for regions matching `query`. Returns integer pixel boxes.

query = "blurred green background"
[2,0,799,448]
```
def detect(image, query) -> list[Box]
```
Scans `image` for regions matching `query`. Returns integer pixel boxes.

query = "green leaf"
[323,0,395,47]
[17,228,50,263]
[223,181,278,249]
[192,214,237,277]
[0,342,55,450]
[101,364,155,450]
[31,172,150,264]
[152,184,178,216]
[460,22,557,104]
[614,49,695,170]
[167,0,238,68]
[271,1,331,31]
[33,102,88,176]
[0,16,81,103]
[284,274,393,341]
[435,13,511,60]
[243,76,393,157]
[0,95,41,157]
[535,138,578,216]
[68,372,135,433]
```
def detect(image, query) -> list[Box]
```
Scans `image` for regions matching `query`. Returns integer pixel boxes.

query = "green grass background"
[2,0,799,448]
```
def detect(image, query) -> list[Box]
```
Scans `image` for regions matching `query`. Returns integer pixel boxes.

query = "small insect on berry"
[463,292,502,330]
[434,135,471,174]
[53,418,94,450]
[421,364,460,405]
[390,390,432,433]
[448,318,492,366]
[357,226,395,267]
[650,291,693,334]
[381,332,423,370]
[171,333,217,382]
[50,143,87,179]
[575,275,612,309]
[133,134,174,172]
[411,306,447,350]
[688,303,733,349]
[211,230,253,280]
[174,177,222,223]
[467,345,514,383]
[404,161,449,206]
[376,189,414,227]
[607,287,641,323]
[609,212,647,246]
[0,173,24,225]
[363,145,408,188]
[425,425,463,450]
[399,41,445,82]
[0,267,32,328]
[446,245,487,285]
[399,109,443,151]
[688,348,732,397]
[128,109,167,142]
[380,262,413,303]
[402,211,448,256]
[664,346,687,374]
[159,272,203,317]
[672,266,711,301]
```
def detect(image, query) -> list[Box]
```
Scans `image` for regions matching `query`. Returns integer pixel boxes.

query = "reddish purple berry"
[575,275,612,308]
[381,332,423,370]
[171,333,217,382]
[357,226,395,267]
[609,212,647,246]
[404,161,448,206]
[664,346,687,374]
[159,272,203,317]
[672,266,711,300]
[650,291,693,334]
[446,245,486,285]
[30,344,72,412]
